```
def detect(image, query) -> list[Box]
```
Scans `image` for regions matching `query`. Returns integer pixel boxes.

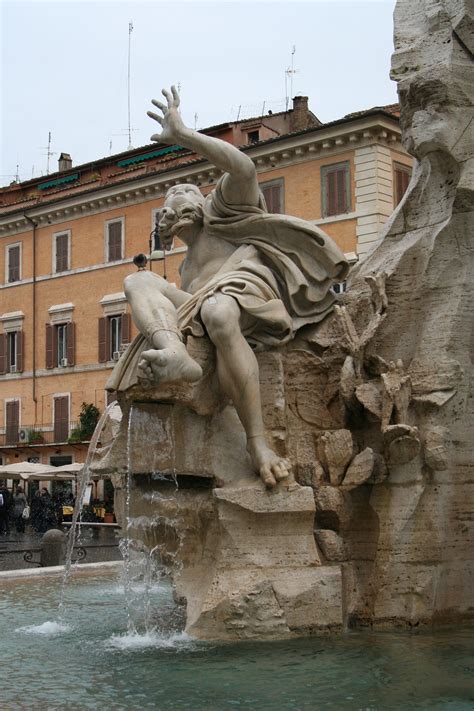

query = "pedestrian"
[0,481,12,535]
[30,491,43,534]
[12,486,27,533]
[39,488,53,532]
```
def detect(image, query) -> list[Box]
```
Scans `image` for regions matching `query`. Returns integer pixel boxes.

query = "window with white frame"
[105,218,124,262]
[6,243,21,283]
[260,179,284,214]
[109,315,122,359]
[321,161,351,217]
[151,208,175,251]
[53,230,70,273]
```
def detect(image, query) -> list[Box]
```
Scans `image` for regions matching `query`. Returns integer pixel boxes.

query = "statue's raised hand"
[147,86,186,144]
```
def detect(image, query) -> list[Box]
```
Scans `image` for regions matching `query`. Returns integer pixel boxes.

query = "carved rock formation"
[92,0,473,638]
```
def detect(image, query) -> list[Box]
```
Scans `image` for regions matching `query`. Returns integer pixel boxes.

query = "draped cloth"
[106,177,349,392]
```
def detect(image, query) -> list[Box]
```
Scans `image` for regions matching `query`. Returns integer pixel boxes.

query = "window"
[98,313,131,362]
[247,130,260,144]
[54,231,70,273]
[0,330,23,374]
[109,316,121,359]
[5,399,20,445]
[332,281,347,295]
[321,162,351,217]
[261,179,284,214]
[53,396,69,443]
[151,209,175,251]
[106,219,124,262]
[45,322,75,368]
[393,162,411,206]
[6,243,21,283]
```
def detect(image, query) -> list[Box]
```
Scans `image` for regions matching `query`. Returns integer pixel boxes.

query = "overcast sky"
[1,0,397,184]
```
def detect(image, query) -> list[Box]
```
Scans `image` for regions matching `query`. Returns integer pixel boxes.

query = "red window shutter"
[54,396,69,442]
[98,317,108,362]
[45,323,54,369]
[327,171,337,216]
[8,246,20,282]
[6,400,19,444]
[108,222,122,261]
[336,168,347,213]
[16,331,24,372]
[121,313,131,345]
[66,322,75,366]
[56,233,68,272]
[0,333,6,375]
[394,165,411,205]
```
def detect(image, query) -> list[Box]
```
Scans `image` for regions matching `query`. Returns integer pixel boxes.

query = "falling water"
[57,401,118,621]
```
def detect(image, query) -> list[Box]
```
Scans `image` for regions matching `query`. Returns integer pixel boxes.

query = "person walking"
[0,482,12,535]
[30,491,43,534]
[12,486,27,534]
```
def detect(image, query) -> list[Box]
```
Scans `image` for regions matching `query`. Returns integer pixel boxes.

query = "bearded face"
[158,184,205,245]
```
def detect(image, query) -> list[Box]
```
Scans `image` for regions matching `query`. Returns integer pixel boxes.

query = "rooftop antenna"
[40,131,57,175]
[285,45,298,111]
[127,21,134,150]
[15,164,20,182]
[194,113,198,130]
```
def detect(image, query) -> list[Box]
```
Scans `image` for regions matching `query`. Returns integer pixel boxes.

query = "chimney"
[58,153,72,172]
[290,96,309,132]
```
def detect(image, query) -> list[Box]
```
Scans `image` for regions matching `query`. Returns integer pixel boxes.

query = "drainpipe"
[23,214,38,422]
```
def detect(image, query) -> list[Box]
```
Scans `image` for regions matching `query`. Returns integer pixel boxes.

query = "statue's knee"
[124,271,162,299]
[201,298,239,341]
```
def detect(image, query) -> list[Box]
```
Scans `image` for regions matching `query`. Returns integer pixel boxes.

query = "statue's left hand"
[147,86,186,144]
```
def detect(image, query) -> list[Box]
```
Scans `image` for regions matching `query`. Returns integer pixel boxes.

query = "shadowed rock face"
[95,0,473,639]
[345,0,474,626]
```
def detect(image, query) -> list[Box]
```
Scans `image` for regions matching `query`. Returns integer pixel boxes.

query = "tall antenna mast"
[127,21,134,150]
[285,45,298,111]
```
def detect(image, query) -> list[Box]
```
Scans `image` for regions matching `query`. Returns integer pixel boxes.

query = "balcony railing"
[0,422,90,448]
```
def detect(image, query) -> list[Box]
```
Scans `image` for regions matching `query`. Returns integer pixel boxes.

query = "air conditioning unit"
[10,365,17,373]
[112,351,120,361]
[18,428,28,442]
[60,358,68,367]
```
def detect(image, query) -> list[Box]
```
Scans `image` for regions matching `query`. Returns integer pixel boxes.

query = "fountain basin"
[0,571,472,710]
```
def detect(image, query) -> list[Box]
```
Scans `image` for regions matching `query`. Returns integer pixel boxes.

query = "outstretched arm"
[148,86,260,207]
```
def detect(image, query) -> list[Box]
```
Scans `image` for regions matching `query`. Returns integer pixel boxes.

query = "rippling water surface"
[0,573,472,710]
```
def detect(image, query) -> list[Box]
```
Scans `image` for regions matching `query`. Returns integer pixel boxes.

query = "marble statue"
[109,86,348,488]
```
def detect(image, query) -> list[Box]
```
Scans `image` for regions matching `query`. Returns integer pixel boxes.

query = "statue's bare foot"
[138,344,202,384]
[247,436,292,489]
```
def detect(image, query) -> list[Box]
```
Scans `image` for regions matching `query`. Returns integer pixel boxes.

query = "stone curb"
[0,560,123,581]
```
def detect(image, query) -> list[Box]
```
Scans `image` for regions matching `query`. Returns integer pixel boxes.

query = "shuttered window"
[107,221,123,262]
[46,322,75,368]
[394,163,411,206]
[6,400,20,445]
[261,180,284,214]
[7,244,21,282]
[0,334,6,375]
[54,396,69,443]
[0,332,24,373]
[321,162,351,217]
[55,232,69,272]
[98,313,131,362]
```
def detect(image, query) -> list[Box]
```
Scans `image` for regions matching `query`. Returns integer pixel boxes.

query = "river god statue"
[109,86,348,488]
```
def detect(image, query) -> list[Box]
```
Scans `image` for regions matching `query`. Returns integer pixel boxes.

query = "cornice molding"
[0,116,402,237]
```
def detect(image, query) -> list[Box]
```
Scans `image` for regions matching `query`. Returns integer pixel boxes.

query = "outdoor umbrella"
[0,462,57,480]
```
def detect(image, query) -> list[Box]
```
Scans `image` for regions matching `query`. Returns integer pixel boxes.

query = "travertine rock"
[342,448,375,490]
[317,429,353,485]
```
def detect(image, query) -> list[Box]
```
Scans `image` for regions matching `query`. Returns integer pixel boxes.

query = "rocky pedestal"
[92,0,473,640]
